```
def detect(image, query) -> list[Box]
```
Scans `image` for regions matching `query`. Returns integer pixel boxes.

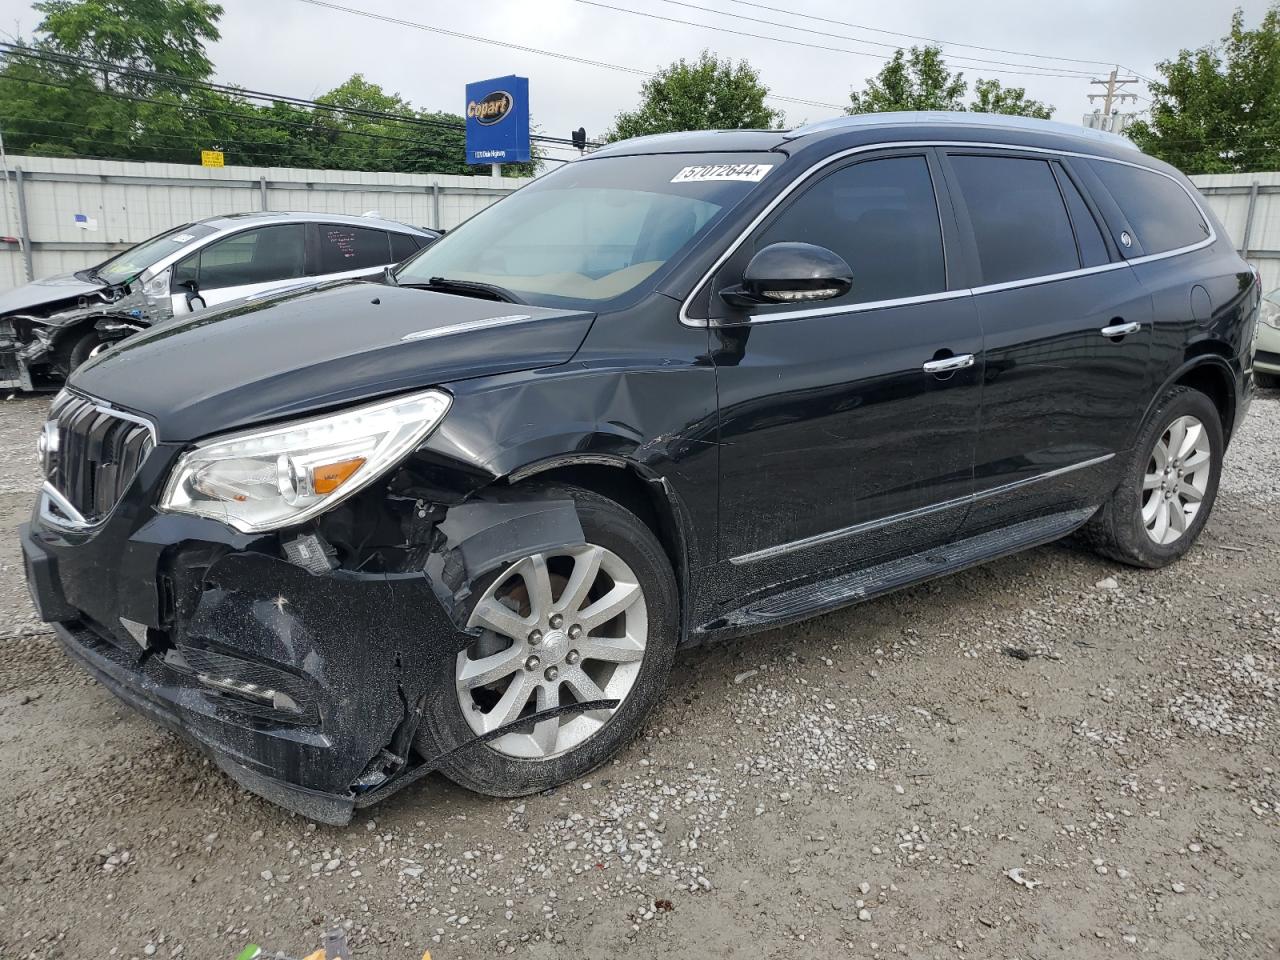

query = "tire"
[1257,371,1280,390]
[417,484,679,797]
[1082,386,1223,569]
[66,331,104,373]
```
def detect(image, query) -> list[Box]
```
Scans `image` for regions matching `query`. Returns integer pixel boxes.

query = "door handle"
[922,353,975,375]
[1100,321,1141,338]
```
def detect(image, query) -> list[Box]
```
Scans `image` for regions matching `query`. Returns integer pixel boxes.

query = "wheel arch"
[1171,354,1237,443]
[500,454,694,640]
[1135,354,1238,448]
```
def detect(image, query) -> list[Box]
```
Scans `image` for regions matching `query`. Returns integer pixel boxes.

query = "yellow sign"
[201,149,224,168]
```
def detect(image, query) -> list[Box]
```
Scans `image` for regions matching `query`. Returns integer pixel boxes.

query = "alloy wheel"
[1141,414,1212,545]
[455,543,648,759]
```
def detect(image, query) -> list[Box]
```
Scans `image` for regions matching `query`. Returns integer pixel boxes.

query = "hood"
[70,281,596,442]
[0,272,112,319]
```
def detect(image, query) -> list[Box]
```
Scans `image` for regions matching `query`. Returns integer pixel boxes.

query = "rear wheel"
[1083,386,1223,568]
[1257,370,1280,390]
[418,485,678,797]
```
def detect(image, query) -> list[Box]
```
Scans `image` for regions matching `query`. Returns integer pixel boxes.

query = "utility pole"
[1088,66,1139,119]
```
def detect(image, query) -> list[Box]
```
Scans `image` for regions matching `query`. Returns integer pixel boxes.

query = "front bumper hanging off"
[21,493,586,824]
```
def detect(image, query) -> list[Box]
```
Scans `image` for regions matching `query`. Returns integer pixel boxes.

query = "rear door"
[940,149,1153,532]
[313,224,398,280]
[711,149,983,575]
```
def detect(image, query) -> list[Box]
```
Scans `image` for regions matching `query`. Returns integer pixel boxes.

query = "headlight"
[160,389,451,532]
[142,269,171,301]
[1261,299,1280,329]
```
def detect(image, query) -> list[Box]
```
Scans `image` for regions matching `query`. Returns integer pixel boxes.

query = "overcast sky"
[0,0,1269,164]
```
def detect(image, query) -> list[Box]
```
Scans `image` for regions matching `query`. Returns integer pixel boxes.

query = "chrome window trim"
[729,453,1114,565]
[680,140,1217,329]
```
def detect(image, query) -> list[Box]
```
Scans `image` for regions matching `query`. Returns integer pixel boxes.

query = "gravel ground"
[1,388,1278,960]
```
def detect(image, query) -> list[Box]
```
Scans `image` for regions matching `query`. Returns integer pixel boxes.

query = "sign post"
[465,76,530,176]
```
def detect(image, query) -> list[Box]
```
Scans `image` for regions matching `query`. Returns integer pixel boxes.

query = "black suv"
[20,113,1258,823]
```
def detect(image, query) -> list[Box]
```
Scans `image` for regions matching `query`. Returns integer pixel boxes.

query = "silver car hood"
[0,273,110,317]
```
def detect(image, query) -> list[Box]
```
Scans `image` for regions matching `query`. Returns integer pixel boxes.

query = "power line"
[0,77,522,175]
[0,43,595,148]
[643,0,1100,77]
[574,0,1107,80]
[717,0,1129,70]
[289,0,846,112]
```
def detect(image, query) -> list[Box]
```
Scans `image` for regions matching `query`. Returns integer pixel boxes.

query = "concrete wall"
[1190,173,1280,292]
[0,155,528,291]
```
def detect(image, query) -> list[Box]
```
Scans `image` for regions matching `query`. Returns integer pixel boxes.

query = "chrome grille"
[43,392,154,525]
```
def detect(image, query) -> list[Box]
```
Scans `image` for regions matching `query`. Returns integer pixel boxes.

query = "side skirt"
[711,506,1095,634]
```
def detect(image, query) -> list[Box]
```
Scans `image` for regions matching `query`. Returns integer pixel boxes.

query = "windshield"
[396,153,781,308]
[94,223,219,285]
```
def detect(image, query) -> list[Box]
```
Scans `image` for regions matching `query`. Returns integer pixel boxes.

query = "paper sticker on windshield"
[671,163,774,184]
[171,233,196,243]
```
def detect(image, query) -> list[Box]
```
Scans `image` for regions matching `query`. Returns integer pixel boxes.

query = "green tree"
[969,78,1053,119]
[848,45,1055,118]
[1127,4,1280,174]
[32,0,222,90]
[0,1,537,174]
[848,46,966,113]
[608,51,784,141]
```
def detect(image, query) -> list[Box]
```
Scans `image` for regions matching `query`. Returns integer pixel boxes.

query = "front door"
[938,150,1154,532]
[171,223,309,314]
[710,151,983,580]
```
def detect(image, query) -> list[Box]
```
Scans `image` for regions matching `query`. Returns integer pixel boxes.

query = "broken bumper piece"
[53,618,361,824]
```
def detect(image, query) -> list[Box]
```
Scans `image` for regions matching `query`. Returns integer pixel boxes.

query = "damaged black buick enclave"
[20,114,1258,823]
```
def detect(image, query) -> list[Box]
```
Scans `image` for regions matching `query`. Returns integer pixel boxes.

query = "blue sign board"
[465,75,530,165]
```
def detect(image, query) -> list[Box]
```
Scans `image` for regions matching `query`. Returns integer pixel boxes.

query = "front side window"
[753,155,946,306]
[173,224,307,292]
[396,153,778,308]
[1088,160,1211,255]
[318,225,393,273]
[950,155,1081,286]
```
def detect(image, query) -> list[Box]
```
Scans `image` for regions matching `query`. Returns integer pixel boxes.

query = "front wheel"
[418,485,678,797]
[1083,386,1223,568]
[66,331,105,373]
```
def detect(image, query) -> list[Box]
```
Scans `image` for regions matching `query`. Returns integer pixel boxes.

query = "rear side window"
[1088,161,1210,255]
[318,225,392,273]
[755,155,946,305]
[949,155,1080,285]
[389,232,420,261]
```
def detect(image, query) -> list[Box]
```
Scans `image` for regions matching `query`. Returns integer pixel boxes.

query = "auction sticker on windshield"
[671,163,774,183]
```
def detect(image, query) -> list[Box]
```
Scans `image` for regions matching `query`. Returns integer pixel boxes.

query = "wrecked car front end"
[17,277,618,823]
[21,388,595,824]
[0,276,162,391]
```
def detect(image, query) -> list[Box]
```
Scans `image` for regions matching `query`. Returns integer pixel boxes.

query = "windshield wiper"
[401,276,524,304]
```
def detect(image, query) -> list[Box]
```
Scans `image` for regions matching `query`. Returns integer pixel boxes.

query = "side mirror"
[720,242,853,308]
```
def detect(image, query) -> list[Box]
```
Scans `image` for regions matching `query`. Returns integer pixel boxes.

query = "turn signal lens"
[311,456,366,495]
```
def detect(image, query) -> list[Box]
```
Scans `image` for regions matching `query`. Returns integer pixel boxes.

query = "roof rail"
[784,111,1139,150]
